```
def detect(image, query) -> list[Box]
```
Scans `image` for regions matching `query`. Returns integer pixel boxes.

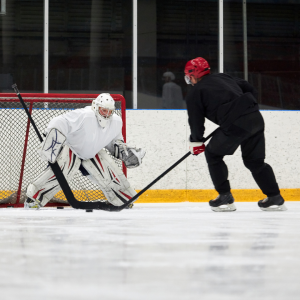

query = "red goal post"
[0,93,126,208]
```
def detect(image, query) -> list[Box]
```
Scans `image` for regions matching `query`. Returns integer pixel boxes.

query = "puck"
[57,207,64,209]
[86,209,93,212]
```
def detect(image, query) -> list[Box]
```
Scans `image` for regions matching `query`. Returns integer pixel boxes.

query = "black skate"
[258,194,287,211]
[209,192,236,212]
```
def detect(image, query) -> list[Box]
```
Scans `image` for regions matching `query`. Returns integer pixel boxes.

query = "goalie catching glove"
[38,128,66,163]
[114,140,146,168]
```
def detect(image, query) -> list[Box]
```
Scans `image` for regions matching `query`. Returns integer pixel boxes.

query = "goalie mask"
[92,93,115,128]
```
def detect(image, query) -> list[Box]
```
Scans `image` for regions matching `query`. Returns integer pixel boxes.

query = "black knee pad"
[243,159,266,174]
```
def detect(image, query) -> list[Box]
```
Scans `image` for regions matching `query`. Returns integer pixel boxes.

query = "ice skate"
[258,194,287,211]
[24,198,41,209]
[209,192,236,212]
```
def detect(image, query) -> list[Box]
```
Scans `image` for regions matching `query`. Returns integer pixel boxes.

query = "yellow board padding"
[0,190,14,199]
[135,189,300,203]
[1,189,299,203]
[0,190,105,202]
[53,190,105,202]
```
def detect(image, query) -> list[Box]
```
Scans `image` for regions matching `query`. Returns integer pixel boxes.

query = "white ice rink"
[1,202,300,300]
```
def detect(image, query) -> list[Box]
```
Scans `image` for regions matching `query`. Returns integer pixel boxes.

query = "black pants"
[205,111,280,197]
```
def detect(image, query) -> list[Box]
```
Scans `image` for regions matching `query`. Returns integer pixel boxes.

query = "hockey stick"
[108,128,218,212]
[12,84,113,211]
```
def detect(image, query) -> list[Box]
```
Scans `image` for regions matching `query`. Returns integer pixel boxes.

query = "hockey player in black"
[184,57,286,212]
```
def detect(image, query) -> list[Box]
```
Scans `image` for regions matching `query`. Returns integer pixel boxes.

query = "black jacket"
[186,73,259,142]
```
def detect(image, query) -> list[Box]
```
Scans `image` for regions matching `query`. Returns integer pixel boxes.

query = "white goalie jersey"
[46,106,123,160]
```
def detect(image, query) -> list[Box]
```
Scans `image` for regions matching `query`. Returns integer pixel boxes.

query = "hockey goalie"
[25,93,146,210]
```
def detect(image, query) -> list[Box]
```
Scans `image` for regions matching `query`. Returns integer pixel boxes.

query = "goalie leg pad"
[82,149,137,206]
[26,146,81,207]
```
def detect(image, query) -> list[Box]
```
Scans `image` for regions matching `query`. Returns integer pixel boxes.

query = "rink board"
[135,188,300,202]
[1,109,299,203]
[2,188,299,203]
[126,110,300,202]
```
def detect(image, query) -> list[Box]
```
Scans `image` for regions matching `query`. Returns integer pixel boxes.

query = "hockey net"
[0,93,126,207]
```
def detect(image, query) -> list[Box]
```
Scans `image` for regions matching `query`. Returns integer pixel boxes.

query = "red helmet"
[184,57,210,84]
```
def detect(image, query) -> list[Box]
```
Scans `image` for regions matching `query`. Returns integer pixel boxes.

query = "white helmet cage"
[92,93,116,128]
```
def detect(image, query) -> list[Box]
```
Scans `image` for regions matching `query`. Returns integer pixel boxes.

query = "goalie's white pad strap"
[38,128,66,163]
[82,149,137,206]
[26,146,81,207]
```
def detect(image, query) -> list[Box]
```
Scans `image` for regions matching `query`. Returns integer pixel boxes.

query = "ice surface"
[0,202,300,300]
